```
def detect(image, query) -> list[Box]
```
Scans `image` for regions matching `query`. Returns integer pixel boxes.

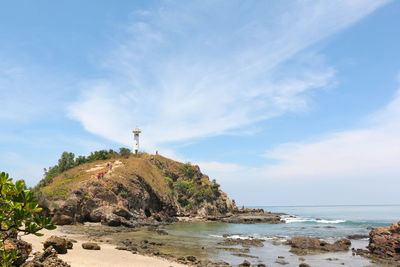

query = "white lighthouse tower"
[132,127,141,155]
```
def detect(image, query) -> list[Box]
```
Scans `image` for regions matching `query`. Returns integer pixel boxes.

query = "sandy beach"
[22,227,186,267]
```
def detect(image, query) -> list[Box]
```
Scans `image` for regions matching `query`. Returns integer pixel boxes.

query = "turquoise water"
[164,205,400,266]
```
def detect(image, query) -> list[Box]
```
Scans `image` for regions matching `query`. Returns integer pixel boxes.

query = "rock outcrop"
[367,221,400,258]
[21,246,70,267]
[288,236,351,255]
[43,236,69,254]
[39,154,237,226]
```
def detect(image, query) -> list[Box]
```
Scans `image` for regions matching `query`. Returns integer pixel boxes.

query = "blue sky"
[1,0,399,206]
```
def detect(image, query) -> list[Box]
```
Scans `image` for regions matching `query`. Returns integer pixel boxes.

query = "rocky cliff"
[38,154,237,226]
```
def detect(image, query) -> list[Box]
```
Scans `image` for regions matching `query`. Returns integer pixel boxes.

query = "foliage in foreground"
[0,172,56,266]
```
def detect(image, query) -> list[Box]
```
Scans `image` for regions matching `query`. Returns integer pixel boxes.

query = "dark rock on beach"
[43,236,69,254]
[82,242,101,250]
[21,246,70,267]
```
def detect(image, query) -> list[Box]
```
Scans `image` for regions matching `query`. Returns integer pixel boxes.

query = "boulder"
[113,207,133,219]
[82,242,101,250]
[288,236,351,255]
[66,240,73,249]
[4,238,32,266]
[238,260,251,267]
[52,214,74,225]
[186,255,197,262]
[367,221,400,258]
[21,246,70,267]
[43,236,68,254]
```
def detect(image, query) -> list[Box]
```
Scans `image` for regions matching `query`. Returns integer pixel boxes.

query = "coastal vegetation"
[160,161,221,211]
[34,148,132,190]
[0,172,56,266]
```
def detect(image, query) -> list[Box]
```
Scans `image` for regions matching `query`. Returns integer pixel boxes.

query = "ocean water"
[162,205,400,266]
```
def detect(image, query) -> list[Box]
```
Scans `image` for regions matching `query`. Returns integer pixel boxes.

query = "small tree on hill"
[119,147,131,158]
[58,152,75,172]
[0,172,56,266]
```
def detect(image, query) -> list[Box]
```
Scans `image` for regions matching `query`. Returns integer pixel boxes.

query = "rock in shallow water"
[368,221,400,258]
[288,236,351,255]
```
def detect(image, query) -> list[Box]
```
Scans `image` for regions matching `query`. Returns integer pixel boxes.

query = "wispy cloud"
[68,0,389,152]
[261,86,400,180]
[197,78,400,205]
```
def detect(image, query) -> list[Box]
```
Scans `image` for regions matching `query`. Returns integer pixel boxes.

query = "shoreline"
[22,226,186,267]
[21,218,400,267]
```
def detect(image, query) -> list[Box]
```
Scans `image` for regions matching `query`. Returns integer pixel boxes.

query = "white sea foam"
[209,234,223,238]
[283,216,346,224]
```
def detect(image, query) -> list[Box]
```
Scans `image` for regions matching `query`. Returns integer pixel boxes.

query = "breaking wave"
[283,216,346,224]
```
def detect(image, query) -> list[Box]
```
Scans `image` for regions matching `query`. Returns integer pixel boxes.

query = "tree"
[0,172,56,266]
[119,147,131,158]
[58,152,75,172]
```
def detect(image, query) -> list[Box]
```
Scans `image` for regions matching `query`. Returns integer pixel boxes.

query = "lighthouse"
[132,127,141,155]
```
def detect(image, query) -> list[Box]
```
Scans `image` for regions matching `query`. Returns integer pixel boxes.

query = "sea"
[161,205,400,266]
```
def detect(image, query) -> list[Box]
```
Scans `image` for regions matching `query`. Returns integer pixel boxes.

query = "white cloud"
[68,0,388,151]
[261,87,400,180]
[203,84,400,183]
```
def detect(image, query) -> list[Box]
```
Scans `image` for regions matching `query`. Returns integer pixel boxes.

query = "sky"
[1,0,399,206]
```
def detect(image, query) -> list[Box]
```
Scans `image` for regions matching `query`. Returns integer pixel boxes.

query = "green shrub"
[203,187,215,202]
[181,162,195,178]
[178,197,189,207]
[175,180,194,197]
[165,177,174,189]
[211,179,221,197]
[185,200,195,210]
[194,189,205,203]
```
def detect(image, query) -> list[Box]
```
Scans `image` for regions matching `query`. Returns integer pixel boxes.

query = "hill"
[36,153,237,226]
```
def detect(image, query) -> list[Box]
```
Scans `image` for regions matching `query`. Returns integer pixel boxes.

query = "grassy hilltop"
[34,150,236,226]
